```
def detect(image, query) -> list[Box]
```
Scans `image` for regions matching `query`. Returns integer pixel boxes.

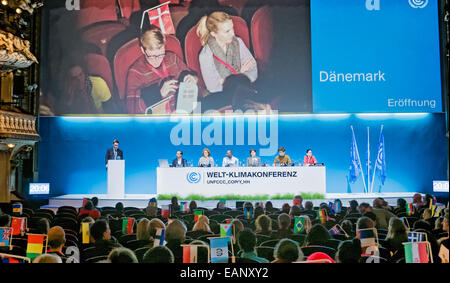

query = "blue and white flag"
[375,127,386,185]
[349,127,362,183]
[210,237,229,263]
[408,232,426,243]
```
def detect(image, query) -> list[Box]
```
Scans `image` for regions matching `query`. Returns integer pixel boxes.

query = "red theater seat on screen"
[184,16,250,88]
[77,0,119,29]
[83,53,115,97]
[80,22,128,56]
[251,5,273,71]
[114,35,184,99]
[118,0,141,19]
[218,0,247,15]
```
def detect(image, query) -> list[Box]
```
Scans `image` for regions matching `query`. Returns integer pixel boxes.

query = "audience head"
[189,240,210,263]
[140,25,166,68]
[336,239,362,263]
[255,214,272,234]
[238,228,257,253]
[265,201,273,211]
[193,215,212,233]
[281,203,291,214]
[189,201,198,212]
[33,254,62,263]
[304,201,314,211]
[137,218,151,241]
[386,217,408,243]
[91,219,111,242]
[349,200,359,211]
[171,196,179,206]
[289,205,301,218]
[273,239,303,263]
[363,211,377,224]
[47,226,66,251]
[422,208,433,220]
[443,212,449,232]
[305,224,331,246]
[356,217,375,231]
[37,218,50,235]
[197,11,233,46]
[307,252,335,263]
[107,248,138,263]
[359,203,371,214]
[397,198,407,209]
[277,213,291,231]
[412,193,422,204]
[413,220,432,231]
[115,202,124,213]
[166,219,187,243]
[0,213,11,226]
[143,246,174,263]
[294,195,303,205]
[254,206,264,219]
[434,217,444,230]
[149,218,166,239]
[91,197,99,207]
[340,220,354,237]
[84,200,94,211]
[231,219,244,237]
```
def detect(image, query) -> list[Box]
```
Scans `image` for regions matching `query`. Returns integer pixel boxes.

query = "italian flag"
[183,245,198,263]
[404,242,429,263]
[122,218,134,235]
[26,234,44,260]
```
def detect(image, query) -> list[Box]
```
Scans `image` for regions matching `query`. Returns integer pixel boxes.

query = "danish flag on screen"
[148,2,175,34]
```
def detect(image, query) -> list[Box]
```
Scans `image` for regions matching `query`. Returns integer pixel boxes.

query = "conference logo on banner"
[186,172,201,184]
[409,0,428,8]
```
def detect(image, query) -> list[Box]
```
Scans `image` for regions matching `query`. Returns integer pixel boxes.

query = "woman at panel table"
[273,147,292,166]
[303,149,317,166]
[198,148,215,167]
[197,11,258,94]
[246,149,261,167]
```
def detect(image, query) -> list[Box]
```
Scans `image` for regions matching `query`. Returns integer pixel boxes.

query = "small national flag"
[244,207,253,220]
[194,210,203,223]
[180,202,189,213]
[146,2,175,34]
[430,205,437,217]
[0,227,12,247]
[317,210,327,224]
[404,242,429,263]
[122,218,134,235]
[406,203,414,216]
[220,224,232,238]
[183,245,198,263]
[334,201,342,214]
[149,198,157,207]
[161,205,170,218]
[294,217,306,233]
[12,203,22,216]
[210,237,229,263]
[328,202,335,215]
[81,222,92,244]
[11,217,26,236]
[26,234,45,260]
[358,229,377,247]
[82,198,89,207]
[293,199,300,206]
[329,225,341,235]
[408,232,426,243]
[154,228,165,247]
[349,126,363,183]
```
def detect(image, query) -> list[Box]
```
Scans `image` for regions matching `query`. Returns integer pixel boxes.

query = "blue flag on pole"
[349,127,362,183]
[375,127,386,185]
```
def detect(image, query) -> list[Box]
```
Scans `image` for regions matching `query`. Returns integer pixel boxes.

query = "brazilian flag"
[294,217,306,233]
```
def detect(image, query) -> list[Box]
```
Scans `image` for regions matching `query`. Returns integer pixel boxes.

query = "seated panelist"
[246,149,261,167]
[172,150,187,167]
[303,149,317,166]
[198,148,215,167]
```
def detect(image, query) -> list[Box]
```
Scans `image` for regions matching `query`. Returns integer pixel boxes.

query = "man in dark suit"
[172,150,187,167]
[105,139,124,167]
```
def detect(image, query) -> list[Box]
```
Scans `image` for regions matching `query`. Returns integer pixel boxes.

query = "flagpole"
[351,126,368,194]
[140,1,172,29]
[367,127,370,194]
[370,125,383,193]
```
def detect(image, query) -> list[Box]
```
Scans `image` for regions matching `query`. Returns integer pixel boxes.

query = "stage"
[41,192,418,211]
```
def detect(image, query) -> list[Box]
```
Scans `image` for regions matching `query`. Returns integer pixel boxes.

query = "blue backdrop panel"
[310,0,443,113]
[38,114,448,196]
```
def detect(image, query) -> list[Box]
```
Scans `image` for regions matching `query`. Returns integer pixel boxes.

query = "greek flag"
[349,126,362,183]
[375,127,386,185]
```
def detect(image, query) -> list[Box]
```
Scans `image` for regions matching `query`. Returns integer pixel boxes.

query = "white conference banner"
[157,166,326,197]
